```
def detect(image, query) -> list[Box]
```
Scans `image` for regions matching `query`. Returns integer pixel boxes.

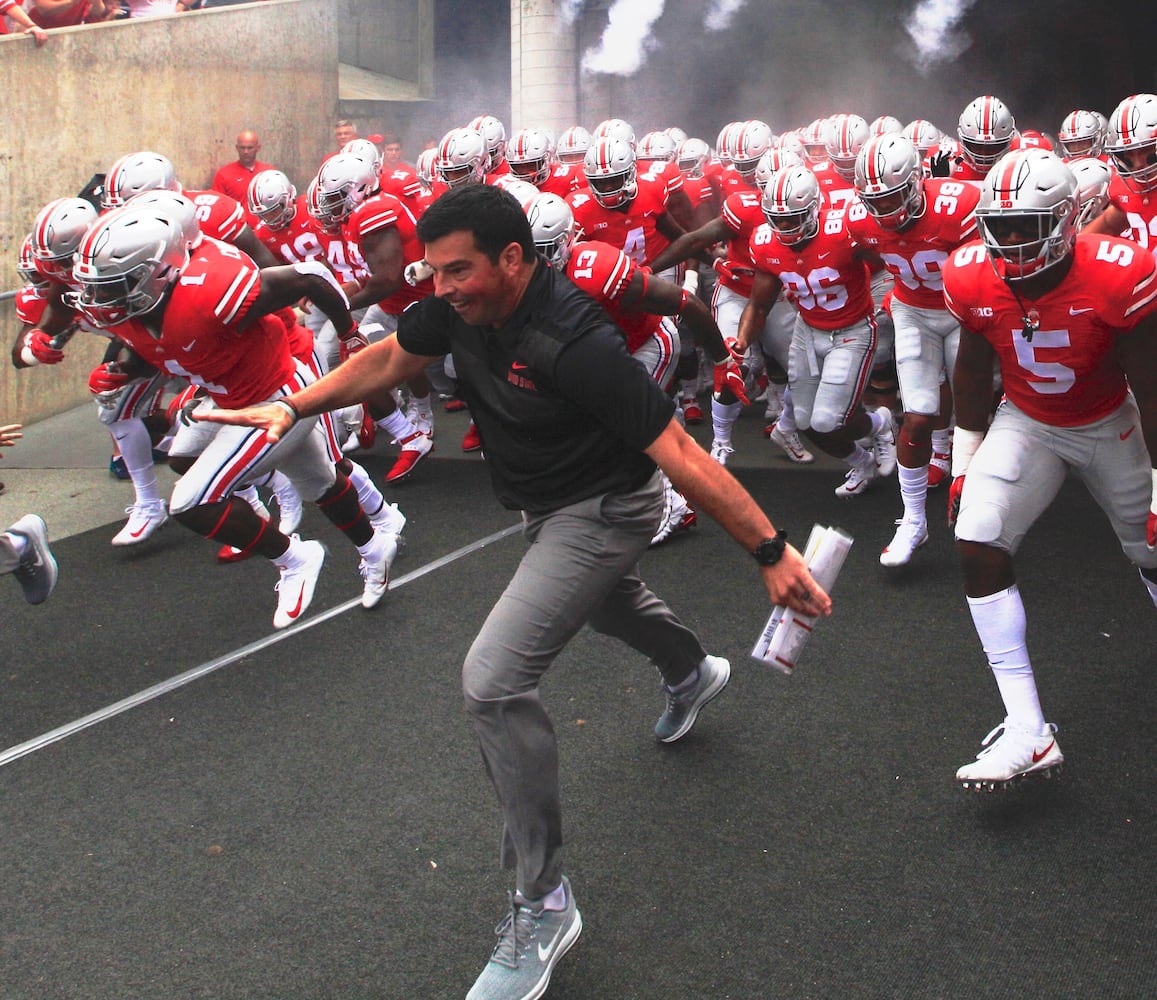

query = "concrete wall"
[0,0,338,426]
[510,0,577,136]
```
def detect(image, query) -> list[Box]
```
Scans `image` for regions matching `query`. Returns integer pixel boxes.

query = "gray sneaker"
[466,876,582,1000]
[8,514,58,605]
[654,655,731,743]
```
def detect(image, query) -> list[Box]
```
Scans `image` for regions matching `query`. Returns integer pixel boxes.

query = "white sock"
[272,534,306,570]
[931,427,952,455]
[846,444,872,469]
[409,392,433,420]
[777,387,798,433]
[897,464,929,523]
[111,419,161,505]
[679,378,697,403]
[868,408,888,436]
[711,397,742,444]
[966,585,1045,731]
[518,881,567,911]
[346,460,386,519]
[377,407,417,440]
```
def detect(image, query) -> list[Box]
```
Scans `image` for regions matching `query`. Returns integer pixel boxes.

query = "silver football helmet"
[311,152,379,229]
[507,128,556,186]
[762,166,822,246]
[435,127,488,189]
[467,114,508,171]
[102,151,182,210]
[31,197,99,283]
[1057,110,1105,159]
[725,120,775,182]
[957,95,1017,171]
[754,147,805,190]
[1067,156,1113,228]
[593,118,636,149]
[903,119,943,160]
[72,204,189,326]
[126,189,203,250]
[869,115,904,137]
[556,125,592,165]
[343,138,384,176]
[823,113,871,181]
[854,134,925,230]
[975,149,1078,281]
[18,233,49,290]
[247,169,298,231]
[638,131,677,163]
[675,138,710,178]
[1105,93,1157,194]
[583,136,638,209]
[525,192,575,267]
[416,147,438,192]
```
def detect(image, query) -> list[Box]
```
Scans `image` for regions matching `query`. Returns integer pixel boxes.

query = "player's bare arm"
[644,418,831,617]
[347,228,405,310]
[1079,203,1127,237]
[242,263,354,334]
[648,216,730,274]
[734,268,781,351]
[951,325,998,432]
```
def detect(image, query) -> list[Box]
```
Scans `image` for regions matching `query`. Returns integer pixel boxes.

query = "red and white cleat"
[385,430,434,482]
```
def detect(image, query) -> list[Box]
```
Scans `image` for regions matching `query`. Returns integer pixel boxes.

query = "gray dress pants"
[462,471,707,899]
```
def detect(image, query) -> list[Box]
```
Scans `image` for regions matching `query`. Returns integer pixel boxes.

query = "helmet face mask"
[72,207,188,327]
[247,169,298,231]
[525,193,575,267]
[854,134,925,230]
[823,114,870,182]
[508,128,555,186]
[436,128,488,189]
[557,126,592,165]
[762,166,821,246]
[1057,109,1105,159]
[977,149,1077,281]
[1106,94,1157,193]
[957,95,1016,171]
[583,137,637,208]
[675,138,710,178]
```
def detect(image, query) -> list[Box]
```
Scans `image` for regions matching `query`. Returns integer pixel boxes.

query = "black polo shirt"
[396,259,676,513]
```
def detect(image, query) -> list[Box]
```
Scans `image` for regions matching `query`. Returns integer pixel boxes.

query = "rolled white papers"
[751,523,854,675]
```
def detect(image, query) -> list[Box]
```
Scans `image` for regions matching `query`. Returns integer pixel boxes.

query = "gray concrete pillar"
[510,0,579,135]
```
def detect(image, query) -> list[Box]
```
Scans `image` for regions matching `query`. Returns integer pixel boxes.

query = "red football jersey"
[846,178,980,309]
[564,240,660,353]
[345,193,431,314]
[748,209,875,330]
[942,234,1157,426]
[538,163,584,197]
[183,189,248,243]
[715,188,765,297]
[680,175,716,210]
[109,239,295,408]
[567,173,672,267]
[1106,171,1157,252]
[252,197,327,265]
[638,159,685,198]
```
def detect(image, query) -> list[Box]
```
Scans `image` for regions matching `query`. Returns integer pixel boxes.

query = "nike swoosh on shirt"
[511,362,529,370]
[181,340,197,351]
[1069,307,1094,315]
[1032,741,1056,763]
[818,252,832,260]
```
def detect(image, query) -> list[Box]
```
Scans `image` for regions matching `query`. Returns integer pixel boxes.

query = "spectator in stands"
[0,0,51,42]
[211,129,275,203]
[26,0,111,28]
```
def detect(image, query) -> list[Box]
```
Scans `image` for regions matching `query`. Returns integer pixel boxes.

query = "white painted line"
[0,522,523,769]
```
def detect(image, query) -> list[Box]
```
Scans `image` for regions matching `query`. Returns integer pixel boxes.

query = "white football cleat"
[359,530,397,608]
[879,517,929,567]
[769,424,815,464]
[834,460,877,498]
[273,538,325,629]
[111,500,169,546]
[956,718,1064,791]
[871,407,898,477]
[708,439,734,466]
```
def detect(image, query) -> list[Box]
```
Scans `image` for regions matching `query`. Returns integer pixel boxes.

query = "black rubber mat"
[2,455,1154,999]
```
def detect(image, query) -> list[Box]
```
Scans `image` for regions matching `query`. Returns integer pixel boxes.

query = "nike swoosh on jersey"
[1069,307,1094,315]
[181,340,197,351]
[1032,741,1056,763]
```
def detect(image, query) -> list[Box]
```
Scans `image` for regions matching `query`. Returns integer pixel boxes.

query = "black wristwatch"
[752,530,788,566]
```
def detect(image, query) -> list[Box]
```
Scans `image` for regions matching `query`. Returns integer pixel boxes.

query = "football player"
[848,133,981,566]
[736,165,896,497]
[943,148,1157,790]
[1082,93,1157,253]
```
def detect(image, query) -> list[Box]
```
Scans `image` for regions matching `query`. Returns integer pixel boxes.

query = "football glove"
[88,362,129,396]
[20,328,65,365]
[713,357,750,406]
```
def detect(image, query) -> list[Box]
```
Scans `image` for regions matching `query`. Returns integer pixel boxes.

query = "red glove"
[722,337,746,364]
[88,362,129,396]
[21,328,65,365]
[713,358,751,405]
[947,475,966,526]
[338,330,369,363]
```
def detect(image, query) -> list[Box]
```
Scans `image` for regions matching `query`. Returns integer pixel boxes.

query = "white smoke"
[580,0,666,77]
[905,0,979,72]
[704,0,747,32]
[559,0,584,26]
